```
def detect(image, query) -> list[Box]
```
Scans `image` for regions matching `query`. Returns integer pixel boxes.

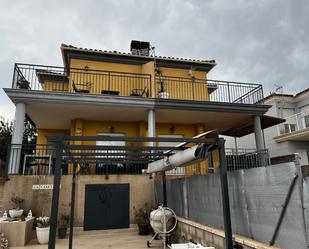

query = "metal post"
[227,82,231,102]
[68,162,77,249]
[191,77,195,100]
[162,172,167,207]
[218,138,233,249]
[48,140,63,249]
[108,71,111,91]
[270,174,298,246]
[162,172,168,248]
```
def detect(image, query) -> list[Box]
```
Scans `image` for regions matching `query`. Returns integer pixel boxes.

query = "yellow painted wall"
[41,81,68,92]
[65,58,210,101]
[68,59,148,96]
[37,129,70,144]
[156,67,209,101]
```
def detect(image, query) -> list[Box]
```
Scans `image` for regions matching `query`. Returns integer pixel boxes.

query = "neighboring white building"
[225,88,309,165]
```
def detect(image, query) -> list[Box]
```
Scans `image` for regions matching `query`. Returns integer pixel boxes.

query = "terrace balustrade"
[12,63,264,104]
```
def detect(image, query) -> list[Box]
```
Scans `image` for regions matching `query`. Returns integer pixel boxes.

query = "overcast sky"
[0,0,308,119]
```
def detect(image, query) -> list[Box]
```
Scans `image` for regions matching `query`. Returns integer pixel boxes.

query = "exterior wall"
[1,175,154,226]
[173,217,281,249]
[37,129,70,144]
[41,80,69,92]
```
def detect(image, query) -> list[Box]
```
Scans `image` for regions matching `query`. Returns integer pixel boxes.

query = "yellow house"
[2,41,280,229]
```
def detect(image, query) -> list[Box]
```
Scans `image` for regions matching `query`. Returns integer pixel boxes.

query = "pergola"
[47,135,233,249]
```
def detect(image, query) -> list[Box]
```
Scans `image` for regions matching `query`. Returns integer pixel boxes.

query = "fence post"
[68,162,77,249]
[48,139,63,249]
[12,64,17,88]
[108,71,111,91]
[192,77,195,100]
[227,82,231,102]
[218,138,233,249]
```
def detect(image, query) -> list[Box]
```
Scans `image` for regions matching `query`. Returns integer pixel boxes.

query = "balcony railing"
[225,148,271,170]
[11,63,264,104]
[1,144,270,177]
[155,75,264,104]
[1,144,149,176]
[277,111,309,136]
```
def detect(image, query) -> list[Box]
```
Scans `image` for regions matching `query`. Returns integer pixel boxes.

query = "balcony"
[275,111,309,142]
[11,63,264,105]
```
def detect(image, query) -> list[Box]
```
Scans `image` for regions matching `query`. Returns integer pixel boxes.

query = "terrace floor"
[11,227,161,249]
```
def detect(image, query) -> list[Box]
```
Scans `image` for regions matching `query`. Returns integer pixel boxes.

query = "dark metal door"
[84,184,129,230]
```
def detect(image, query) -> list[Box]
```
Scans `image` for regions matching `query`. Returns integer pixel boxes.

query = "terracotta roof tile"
[61,43,216,65]
[264,88,309,101]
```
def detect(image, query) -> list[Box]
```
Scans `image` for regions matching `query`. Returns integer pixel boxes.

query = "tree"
[0,116,37,160]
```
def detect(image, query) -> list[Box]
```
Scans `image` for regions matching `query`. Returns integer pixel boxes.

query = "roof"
[264,88,309,101]
[60,44,216,72]
[222,115,285,137]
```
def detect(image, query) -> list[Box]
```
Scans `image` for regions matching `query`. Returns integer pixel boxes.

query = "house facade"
[225,88,309,166]
[2,41,279,228]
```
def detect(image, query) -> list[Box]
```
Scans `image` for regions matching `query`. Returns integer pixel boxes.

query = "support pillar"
[254,115,267,166]
[148,109,156,146]
[9,102,26,174]
[254,115,264,150]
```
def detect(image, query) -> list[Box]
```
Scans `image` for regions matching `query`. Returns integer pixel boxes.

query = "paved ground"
[11,227,163,249]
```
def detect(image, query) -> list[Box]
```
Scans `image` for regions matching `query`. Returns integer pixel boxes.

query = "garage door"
[84,184,130,230]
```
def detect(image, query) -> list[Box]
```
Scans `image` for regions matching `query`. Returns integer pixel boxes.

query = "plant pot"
[58,227,67,239]
[138,224,150,235]
[36,227,50,244]
[9,209,23,218]
[158,92,169,99]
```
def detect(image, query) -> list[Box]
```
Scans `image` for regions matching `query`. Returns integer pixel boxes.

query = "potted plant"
[155,67,169,98]
[17,78,30,89]
[58,214,70,239]
[36,216,50,244]
[9,194,24,218]
[134,203,151,235]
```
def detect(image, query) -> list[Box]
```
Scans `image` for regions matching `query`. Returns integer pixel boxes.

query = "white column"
[9,102,26,174]
[254,115,264,150]
[148,109,156,146]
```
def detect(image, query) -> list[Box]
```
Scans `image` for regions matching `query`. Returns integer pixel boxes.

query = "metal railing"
[225,148,270,171]
[11,63,264,104]
[12,63,152,97]
[277,111,309,136]
[1,144,148,176]
[155,75,264,104]
[1,144,270,176]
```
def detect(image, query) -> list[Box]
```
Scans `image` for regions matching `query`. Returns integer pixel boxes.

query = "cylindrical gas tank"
[150,208,174,233]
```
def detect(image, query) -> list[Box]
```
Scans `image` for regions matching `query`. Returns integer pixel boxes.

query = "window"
[96,133,125,165]
[284,124,296,134]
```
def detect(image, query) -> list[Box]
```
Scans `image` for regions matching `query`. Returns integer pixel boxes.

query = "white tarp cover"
[155,162,309,249]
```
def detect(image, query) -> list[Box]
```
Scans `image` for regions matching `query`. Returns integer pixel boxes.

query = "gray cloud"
[0,0,308,118]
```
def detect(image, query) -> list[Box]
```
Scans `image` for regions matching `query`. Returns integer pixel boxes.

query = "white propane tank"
[150,207,174,233]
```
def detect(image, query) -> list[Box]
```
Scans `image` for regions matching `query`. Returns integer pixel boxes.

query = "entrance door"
[84,184,129,230]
